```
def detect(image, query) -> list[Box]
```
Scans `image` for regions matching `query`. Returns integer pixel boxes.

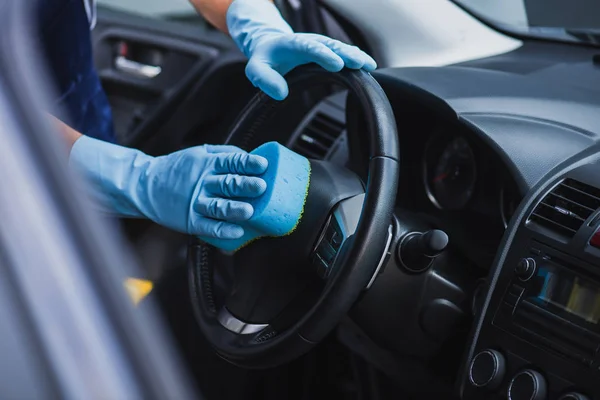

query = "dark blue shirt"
[37,0,116,142]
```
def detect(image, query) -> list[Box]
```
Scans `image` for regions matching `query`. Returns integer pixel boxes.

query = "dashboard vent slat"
[292,143,322,160]
[292,112,345,160]
[546,192,595,214]
[529,178,600,239]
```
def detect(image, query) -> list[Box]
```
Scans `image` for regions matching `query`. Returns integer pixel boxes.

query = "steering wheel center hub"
[223,160,365,325]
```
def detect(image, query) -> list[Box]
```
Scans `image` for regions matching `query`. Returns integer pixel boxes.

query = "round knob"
[515,258,536,281]
[558,393,590,400]
[420,229,449,257]
[398,230,449,273]
[469,349,506,389]
[508,370,547,400]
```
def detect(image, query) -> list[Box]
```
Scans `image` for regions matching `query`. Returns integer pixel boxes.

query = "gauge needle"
[433,172,449,183]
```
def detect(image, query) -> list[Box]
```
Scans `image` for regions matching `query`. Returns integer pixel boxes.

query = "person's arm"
[49,114,82,149]
[188,0,377,100]
[189,0,272,33]
[53,115,268,243]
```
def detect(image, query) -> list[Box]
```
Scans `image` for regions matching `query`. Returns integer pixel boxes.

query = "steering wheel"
[188,65,399,369]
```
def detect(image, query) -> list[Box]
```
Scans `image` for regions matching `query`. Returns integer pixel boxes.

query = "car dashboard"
[283,42,600,399]
[291,62,600,272]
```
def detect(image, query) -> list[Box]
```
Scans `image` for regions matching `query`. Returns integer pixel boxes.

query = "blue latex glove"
[227,0,377,100]
[69,135,268,239]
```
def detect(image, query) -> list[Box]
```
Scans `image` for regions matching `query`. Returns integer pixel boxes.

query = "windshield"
[97,0,199,22]
[99,0,600,45]
[454,0,600,45]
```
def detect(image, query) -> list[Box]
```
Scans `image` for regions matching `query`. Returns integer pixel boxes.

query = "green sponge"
[201,141,311,252]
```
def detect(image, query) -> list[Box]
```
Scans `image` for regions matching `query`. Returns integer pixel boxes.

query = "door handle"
[115,56,162,79]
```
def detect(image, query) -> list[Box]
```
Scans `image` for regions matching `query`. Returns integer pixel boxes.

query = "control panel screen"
[532,263,600,324]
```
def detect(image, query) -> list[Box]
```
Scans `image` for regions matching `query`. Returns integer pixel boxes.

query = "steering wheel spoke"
[217,307,269,335]
[312,194,365,279]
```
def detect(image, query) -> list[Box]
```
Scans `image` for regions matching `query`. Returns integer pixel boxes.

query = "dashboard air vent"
[292,112,345,160]
[529,179,600,238]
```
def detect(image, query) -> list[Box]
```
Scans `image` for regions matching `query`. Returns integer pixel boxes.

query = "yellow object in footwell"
[124,278,153,305]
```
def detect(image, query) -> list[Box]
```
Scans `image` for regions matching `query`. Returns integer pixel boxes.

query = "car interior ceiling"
[87,3,600,400]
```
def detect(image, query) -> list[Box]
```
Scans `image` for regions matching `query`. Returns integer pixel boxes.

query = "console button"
[330,230,342,248]
[515,258,536,281]
[508,284,524,297]
[504,284,524,308]
[507,370,547,400]
[558,393,590,400]
[469,349,506,390]
[504,293,520,308]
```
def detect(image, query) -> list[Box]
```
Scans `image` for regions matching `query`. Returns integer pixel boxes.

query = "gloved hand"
[227,0,377,100]
[69,135,268,239]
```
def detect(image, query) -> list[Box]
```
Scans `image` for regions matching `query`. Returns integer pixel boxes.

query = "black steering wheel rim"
[188,65,399,369]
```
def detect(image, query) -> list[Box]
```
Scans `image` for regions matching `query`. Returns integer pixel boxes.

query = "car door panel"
[93,7,248,151]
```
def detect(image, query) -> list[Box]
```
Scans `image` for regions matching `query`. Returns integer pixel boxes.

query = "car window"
[97,0,199,21]
[455,0,600,30]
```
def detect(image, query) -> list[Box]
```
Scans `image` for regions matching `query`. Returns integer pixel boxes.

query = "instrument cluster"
[422,132,521,230]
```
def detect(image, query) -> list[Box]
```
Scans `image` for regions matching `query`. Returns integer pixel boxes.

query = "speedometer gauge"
[425,136,477,210]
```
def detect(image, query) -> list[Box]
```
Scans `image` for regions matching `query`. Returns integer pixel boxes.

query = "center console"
[460,163,600,400]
